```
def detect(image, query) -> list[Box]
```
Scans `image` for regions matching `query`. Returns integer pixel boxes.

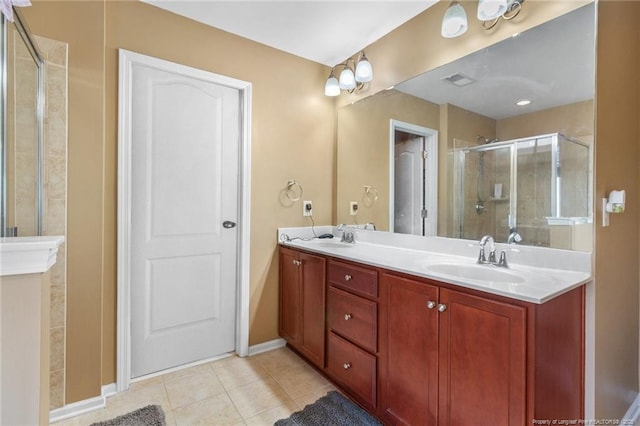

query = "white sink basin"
[305,239,354,249]
[426,263,525,284]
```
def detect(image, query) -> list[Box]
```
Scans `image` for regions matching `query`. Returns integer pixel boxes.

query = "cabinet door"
[279,247,301,345]
[438,288,526,426]
[380,273,439,425]
[300,252,326,367]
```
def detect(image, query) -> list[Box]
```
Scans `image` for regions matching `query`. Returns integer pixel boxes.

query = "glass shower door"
[0,13,45,237]
[456,143,513,242]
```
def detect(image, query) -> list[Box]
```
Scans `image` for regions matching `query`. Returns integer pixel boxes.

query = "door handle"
[222,221,237,229]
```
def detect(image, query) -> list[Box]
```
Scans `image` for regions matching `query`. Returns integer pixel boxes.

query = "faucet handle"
[477,247,486,264]
[498,251,508,268]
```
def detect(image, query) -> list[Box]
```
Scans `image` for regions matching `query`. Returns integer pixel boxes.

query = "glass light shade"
[324,75,340,96]
[355,57,373,82]
[339,67,356,90]
[477,0,508,21]
[441,2,468,38]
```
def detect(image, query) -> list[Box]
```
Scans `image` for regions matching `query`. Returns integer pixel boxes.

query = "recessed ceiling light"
[516,99,531,106]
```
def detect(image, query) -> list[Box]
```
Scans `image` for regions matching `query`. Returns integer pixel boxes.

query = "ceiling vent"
[441,72,475,87]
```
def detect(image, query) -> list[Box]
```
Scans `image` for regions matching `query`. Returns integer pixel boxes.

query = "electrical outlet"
[349,201,358,216]
[303,200,313,217]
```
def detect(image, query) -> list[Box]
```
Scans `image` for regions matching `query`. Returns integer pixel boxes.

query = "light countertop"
[278,226,591,304]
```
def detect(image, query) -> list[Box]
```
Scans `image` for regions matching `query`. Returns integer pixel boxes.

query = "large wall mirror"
[336,3,595,251]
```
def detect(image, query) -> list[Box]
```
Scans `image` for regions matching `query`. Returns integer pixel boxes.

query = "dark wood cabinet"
[379,271,582,425]
[326,259,379,410]
[437,287,526,426]
[278,246,584,425]
[278,246,326,368]
[379,273,439,425]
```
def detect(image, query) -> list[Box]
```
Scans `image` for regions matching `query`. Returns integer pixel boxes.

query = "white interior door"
[127,53,240,378]
[394,137,425,235]
[389,120,438,236]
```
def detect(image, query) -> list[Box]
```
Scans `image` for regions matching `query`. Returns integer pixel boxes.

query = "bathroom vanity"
[278,227,589,425]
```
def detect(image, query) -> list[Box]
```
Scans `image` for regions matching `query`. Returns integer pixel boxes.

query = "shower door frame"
[0,8,46,237]
[455,141,516,239]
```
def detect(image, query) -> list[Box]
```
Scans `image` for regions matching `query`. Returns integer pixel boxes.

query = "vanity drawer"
[327,332,377,408]
[328,260,378,299]
[328,286,377,352]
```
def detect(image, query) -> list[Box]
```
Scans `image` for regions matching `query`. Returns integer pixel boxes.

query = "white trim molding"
[116,49,252,392]
[248,338,287,356]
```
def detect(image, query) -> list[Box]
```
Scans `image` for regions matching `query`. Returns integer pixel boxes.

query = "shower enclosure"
[453,133,591,248]
[1,10,45,237]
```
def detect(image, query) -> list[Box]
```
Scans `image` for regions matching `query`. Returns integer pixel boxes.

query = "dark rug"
[90,404,165,426]
[275,391,382,426]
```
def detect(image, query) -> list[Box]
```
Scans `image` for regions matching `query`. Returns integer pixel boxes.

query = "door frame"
[116,49,252,391]
[389,119,438,236]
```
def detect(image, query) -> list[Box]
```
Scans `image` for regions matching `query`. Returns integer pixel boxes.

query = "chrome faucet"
[507,228,522,244]
[364,222,376,231]
[337,224,356,244]
[477,234,508,267]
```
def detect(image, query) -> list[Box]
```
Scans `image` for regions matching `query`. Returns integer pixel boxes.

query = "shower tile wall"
[516,145,552,247]
[12,29,39,236]
[34,35,69,410]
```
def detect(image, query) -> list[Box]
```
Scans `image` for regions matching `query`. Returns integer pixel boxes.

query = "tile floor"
[52,347,336,426]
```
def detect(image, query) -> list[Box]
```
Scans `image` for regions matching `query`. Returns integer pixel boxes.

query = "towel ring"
[363,185,378,207]
[285,180,304,202]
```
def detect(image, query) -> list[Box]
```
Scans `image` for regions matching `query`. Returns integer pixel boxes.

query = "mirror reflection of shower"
[454,133,592,249]
[474,135,500,216]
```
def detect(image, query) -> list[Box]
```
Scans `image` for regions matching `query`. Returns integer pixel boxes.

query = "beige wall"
[336,89,438,228]
[593,1,640,418]
[26,0,335,403]
[22,0,105,404]
[498,100,594,143]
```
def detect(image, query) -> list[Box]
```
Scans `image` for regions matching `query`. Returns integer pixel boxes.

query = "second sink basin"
[426,263,525,284]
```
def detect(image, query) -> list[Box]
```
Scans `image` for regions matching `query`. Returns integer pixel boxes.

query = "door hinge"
[422,150,428,159]
[421,209,428,219]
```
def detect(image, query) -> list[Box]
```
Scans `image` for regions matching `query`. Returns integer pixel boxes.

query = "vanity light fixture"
[442,0,525,37]
[478,0,525,31]
[325,51,373,97]
[441,1,468,38]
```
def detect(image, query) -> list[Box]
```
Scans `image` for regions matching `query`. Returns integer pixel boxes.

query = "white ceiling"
[395,3,596,119]
[141,0,438,66]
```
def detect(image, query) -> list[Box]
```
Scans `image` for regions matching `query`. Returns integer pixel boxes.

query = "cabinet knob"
[427,301,436,309]
[344,313,352,321]
[292,259,302,266]
[437,303,447,312]
[343,362,351,370]
[344,274,352,281]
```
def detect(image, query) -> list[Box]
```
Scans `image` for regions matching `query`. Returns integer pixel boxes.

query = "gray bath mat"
[90,404,165,426]
[275,391,381,425]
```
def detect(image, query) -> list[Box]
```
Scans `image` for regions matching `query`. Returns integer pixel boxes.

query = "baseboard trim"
[50,341,285,422]
[624,393,640,426]
[248,338,286,356]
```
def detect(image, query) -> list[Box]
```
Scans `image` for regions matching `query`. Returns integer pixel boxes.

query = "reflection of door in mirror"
[391,121,437,236]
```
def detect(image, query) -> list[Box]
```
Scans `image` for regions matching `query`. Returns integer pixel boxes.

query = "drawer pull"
[343,362,351,370]
[344,313,352,321]
[292,259,302,266]
[427,301,436,309]
[437,303,447,313]
[344,274,352,281]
